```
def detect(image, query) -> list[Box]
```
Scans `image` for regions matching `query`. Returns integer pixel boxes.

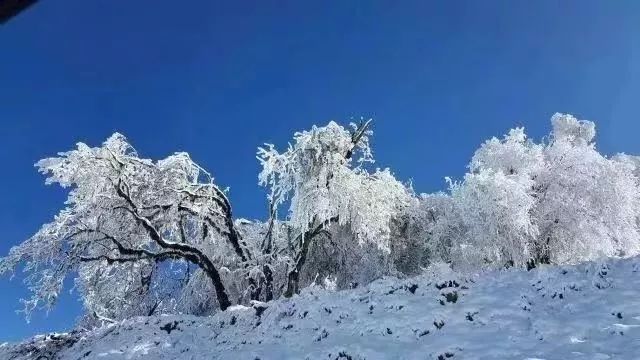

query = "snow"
[3,256,640,360]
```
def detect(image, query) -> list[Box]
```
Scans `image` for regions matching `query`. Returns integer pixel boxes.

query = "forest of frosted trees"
[2,113,640,328]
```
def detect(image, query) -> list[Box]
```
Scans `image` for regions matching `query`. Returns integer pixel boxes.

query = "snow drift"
[3,256,640,360]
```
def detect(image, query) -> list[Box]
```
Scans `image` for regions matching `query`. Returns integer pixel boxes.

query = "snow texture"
[3,256,640,360]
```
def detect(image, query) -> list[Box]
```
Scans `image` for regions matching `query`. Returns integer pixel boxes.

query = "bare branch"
[346,118,372,160]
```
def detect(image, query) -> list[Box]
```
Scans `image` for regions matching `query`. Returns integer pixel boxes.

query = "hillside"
[2,257,640,360]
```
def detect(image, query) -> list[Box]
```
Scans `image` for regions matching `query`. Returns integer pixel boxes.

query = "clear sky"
[1,0,639,342]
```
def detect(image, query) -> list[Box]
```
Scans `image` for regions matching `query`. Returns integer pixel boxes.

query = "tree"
[424,127,542,270]
[5,113,640,322]
[427,114,640,270]
[457,126,542,268]
[257,120,411,296]
[0,134,249,318]
[447,169,539,269]
[469,127,544,178]
[533,113,640,263]
[419,192,464,267]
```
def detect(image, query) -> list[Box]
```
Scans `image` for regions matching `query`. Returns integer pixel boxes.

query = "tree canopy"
[2,114,640,325]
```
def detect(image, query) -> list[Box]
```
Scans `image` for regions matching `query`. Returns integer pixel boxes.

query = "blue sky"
[1,1,639,341]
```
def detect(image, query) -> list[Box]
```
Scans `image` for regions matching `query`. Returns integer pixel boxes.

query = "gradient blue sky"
[1,1,639,342]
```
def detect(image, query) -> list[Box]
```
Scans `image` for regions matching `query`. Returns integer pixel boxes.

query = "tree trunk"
[284,268,300,298]
[284,229,314,297]
[284,217,336,297]
[263,264,274,302]
[195,254,231,311]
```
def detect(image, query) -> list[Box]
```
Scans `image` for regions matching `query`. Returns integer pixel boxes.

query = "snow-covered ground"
[3,257,640,360]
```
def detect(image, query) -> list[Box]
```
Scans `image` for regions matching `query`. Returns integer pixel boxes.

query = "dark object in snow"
[407,284,419,294]
[315,329,329,342]
[251,301,269,317]
[613,312,623,319]
[443,291,459,303]
[160,321,179,334]
[437,352,455,360]
[466,311,478,321]
[386,327,393,335]
[435,280,460,290]
[434,320,445,329]
[336,351,354,360]
[526,259,536,271]
[0,0,37,24]
[550,290,565,300]
[386,288,397,295]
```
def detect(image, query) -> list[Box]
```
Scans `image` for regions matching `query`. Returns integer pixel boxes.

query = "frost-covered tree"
[425,127,542,269]
[225,218,292,303]
[0,120,414,321]
[4,113,640,323]
[533,113,640,263]
[418,192,464,266]
[0,134,250,318]
[469,127,544,177]
[257,120,412,296]
[447,169,538,269]
[428,113,640,270]
[455,127,542,268]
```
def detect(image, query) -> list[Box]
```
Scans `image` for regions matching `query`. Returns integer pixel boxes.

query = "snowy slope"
[3,257,640,360]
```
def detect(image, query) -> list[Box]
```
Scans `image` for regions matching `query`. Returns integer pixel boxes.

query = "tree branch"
[346,119,372,160]
[113,178,232,310]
